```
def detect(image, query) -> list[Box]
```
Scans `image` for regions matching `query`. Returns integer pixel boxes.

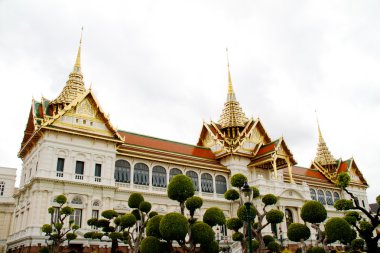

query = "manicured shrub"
[128,193,144,208]
[159,212,189,241]
[41,224,52,234]
[232,232,244,241]
[287,223,311,242]
[140,236,162,253]
[230,173,247,188]
[167,174,194,203]
[251,239,260,251]
[61,206,74,215]
[325,217,351,243]
[263,235,275,246]
[191,222,215,244]
[309,246,325,253]
[301,200,327,224]
[131,209,141,220]
[224,189,240,201]
[262,194,277,205]
[266,209,284,224]
[267,241,281,252]
[226,218,243,231]
[200,240,219,253]
[203,207,226,227]
[335,172,350,188]
[66,232,77,241]
[351,238,365,251]
[54,195,67,204]
[334,199,354,210]
[376,195,380,205]
[185,196,203,215]
[344,211,360,225]
[237,205,257,221]
[101,210,118,219]
[251,186,260,198]
[149,211,158,218]
[146,215,163,238]
[119,214,136,228]
[139,201,152,213]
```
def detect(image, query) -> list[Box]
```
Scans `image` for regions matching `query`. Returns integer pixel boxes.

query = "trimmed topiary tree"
[140,236,162,253]
[191,221,215,245]
[203,207,226,227]
[334,172,380,252]
[287,223,311,242]
[224,173,284,252]
[267,241,281,253]
[167,174,195,215]
[300,200,327,247]
[324,217,352,244]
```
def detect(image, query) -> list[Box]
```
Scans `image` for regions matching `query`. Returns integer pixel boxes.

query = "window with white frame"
[186,171,199,191]
[326,191,334,205]
[152,166,166,188]
[169,168,182,181]
[317,190,326,205]
[0,181,4,196]
[215,175,227,194]
[115,160,131,183]
[333,192,340,203]
[134,163,149,185]
[70,209,82,227]
[201,173,214,193]
[310,188,317,201]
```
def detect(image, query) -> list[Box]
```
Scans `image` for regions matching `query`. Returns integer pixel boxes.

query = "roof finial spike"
[314,110,336,166]
[315,109,323,139]
[226,48,233,95]
[74,26,83,71]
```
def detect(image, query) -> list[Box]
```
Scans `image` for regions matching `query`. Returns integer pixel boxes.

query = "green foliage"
[266,209,284,224]
[325,217,351,243]
[191,222,215,244]
[38,247,50,253]
[185,196,203,215]
[226,218,243,231]
[262,194,277,206]
[97,219,110,228]
[61,206,74,215]
[66,232,77,241]
[54,195,67,205]
[109,232,123,240]
[167,174,195,203]
[132,209,141,220]
[232,232,244,241]
[41,224,52,234]
[376,195,380,205]
[359,220,373,234]
[146,215,163,238]
[84,231,103,240]
[263,235,275,246]
[149,211,158,218]
[159,212,189,241]
[139,201,152,213]
[251,186,260,199]
[140,236,162,253]
[128,193,144,208]
[344,211,360,225]
[251,240,260,251]
[230,173,247,188]
[101,210,118,220]
[48,207,54,214]
[336,172,351,189]
[54,222,63,230]
[224,189,240,201]
[301,200,327,224]
[203,207,226,227]
[87,217,98,227]
[334,199,354,210]
[120,214,137,228]
[267,241,281,253]
[71,224,79,230]
[200,240,219,253]
[351,238,365,251]
[308,246,325,253]
[287,223,311,242]
[237,204,257,221]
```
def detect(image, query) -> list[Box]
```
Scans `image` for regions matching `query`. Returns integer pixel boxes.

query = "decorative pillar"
[285,157,294,183]
[272,156,278,180]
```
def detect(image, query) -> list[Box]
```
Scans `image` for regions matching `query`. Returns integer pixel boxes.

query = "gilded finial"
[226,48,233,95]
[314,111,336,166]
[74,26,83,71]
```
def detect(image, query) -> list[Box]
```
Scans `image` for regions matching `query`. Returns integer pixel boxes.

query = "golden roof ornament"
[52,27,86,105]
[314,117,337,166]
[218,49,248,129]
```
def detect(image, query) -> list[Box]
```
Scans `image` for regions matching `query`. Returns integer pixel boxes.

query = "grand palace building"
[0,36,369,253]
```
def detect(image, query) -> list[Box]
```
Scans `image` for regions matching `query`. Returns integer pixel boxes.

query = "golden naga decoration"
[218,49,248,130]
[52,27,86,106]
[314,119,337,166]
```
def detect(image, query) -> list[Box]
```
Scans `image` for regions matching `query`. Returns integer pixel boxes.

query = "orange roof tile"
[338,161,349,174]
[256,143,276,156]
[119,130,217,160]
[291,166,329,181]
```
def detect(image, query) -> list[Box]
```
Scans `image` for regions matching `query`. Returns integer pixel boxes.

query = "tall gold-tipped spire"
[53,27,86,106]
[218,49,248,129]
[314,114,337,166]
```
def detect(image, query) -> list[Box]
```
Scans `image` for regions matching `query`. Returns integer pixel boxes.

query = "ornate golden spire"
[218,49,248,129]
[53,27,86,105]
[314,115,337,166]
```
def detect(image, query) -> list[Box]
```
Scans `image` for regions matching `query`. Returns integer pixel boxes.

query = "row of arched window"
[310,188,340,205]
[114,160,228,194]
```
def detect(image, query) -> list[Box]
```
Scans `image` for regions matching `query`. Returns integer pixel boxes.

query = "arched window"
[285,209,293,229]
[115,160,131,183]
[310,188,317,201]
[71,196,83,205]
[134,163,149,185]
[333,192,340,203]
[201,173,214,193]
[169,168,182,181]
[186,171,199,191]
[326,191,333,205]
[152,166,167,188]
[215,175,227,194]
[317,190,326,205]
[92,200,101,207]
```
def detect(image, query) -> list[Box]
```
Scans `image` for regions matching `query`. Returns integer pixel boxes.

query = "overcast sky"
[1,0,379,202]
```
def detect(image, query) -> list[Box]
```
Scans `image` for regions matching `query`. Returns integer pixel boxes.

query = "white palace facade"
[3,37,370,253]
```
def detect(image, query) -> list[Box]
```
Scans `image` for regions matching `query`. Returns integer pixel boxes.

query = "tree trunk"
[111,238,118,253]
[366,238,380,253]
[180,202,185,215]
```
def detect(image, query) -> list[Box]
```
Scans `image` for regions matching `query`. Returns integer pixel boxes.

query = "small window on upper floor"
[333,192,340,203]
[0,181,4,196]
[75,161,84,175]
[310,188,317,201]
[95,164,102,177]
[57,158,65,172]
